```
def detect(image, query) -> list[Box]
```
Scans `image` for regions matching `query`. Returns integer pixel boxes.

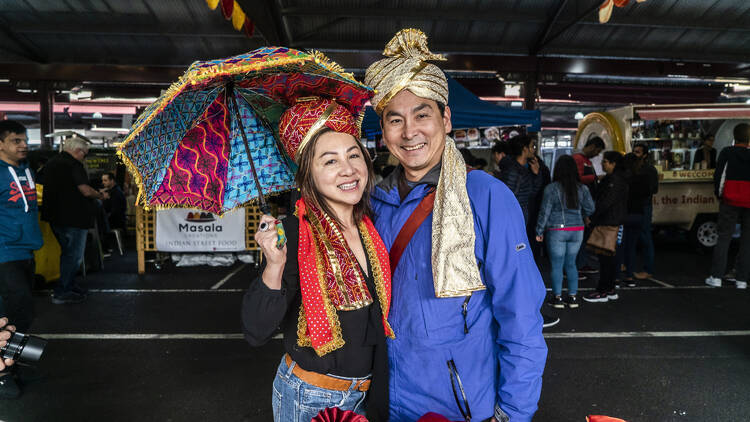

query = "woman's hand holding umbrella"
[255,215,288,290]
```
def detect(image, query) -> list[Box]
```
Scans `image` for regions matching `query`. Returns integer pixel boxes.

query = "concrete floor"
[1,235,748,422]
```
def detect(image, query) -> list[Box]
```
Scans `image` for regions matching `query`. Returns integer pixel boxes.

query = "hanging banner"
[156,207,246,252]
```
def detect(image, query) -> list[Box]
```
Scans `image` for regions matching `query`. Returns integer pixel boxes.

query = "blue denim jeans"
[51,225,88,296]
[546,229,584,296]
[272,356,369,422]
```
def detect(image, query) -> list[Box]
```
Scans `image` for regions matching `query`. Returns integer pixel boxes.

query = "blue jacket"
[535,182,595,237]
[0,159,43,263]
[372,166,547,422]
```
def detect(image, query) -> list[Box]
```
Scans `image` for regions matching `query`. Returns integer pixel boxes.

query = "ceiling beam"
[531,0,570,56]
[280,7,544,23]
[15,25,249,38]
[0,16,47,63]
[235,0,285,45]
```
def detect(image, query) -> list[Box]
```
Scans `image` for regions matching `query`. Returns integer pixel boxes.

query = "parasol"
[118,47,372,215]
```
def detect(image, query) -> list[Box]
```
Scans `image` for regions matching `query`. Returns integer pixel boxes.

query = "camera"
[0,330,47,363]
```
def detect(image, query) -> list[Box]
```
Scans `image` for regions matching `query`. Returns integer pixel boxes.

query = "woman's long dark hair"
[295,128,374,228]
[553,155,580,209]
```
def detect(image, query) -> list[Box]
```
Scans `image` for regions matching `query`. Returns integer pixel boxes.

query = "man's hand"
[0,317,16,370]
[529,157,540,175]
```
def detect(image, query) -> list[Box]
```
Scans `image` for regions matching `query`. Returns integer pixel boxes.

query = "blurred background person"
[0,121,42,399]
[491,140,508,179]
[498,134,542,222]
[41,136,107,305]
[621,153,651,287]
[632,143,659,280]
[574,137,605,275]
[693,134,717,169]
[584,151,628,303]
[535,155,594,309]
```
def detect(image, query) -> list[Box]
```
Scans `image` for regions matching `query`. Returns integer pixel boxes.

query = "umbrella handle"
[258,219,287,249]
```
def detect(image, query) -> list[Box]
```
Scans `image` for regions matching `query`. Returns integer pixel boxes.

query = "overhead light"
[92,112,103,119]
[746,99,750,104]
[574,112,585,120]
[510,101,523,107]
[0,79,10,83]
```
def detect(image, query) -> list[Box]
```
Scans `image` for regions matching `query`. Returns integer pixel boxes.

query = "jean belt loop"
[285,355,296,377]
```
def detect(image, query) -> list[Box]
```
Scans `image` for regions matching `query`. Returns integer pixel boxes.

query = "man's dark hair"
[0,120,27,141]
[508,135,534,157]
[585,136,605,150]
[103,172,116,181]
[734,123,750,144]
[492,141,508,155]
[633,143,647,155]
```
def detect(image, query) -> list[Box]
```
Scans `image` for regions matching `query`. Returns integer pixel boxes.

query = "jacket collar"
[374,161,442,205]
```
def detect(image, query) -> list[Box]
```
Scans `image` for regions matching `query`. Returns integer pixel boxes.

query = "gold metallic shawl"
[432,137,486,297]
[364,28,449,115]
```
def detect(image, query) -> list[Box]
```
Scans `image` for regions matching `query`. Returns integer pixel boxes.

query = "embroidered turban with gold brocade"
[364,28,449,115]
[279,97,360,162]
[366,29,485,299]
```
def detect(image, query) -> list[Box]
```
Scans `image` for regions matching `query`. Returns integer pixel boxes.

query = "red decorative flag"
[587,416,627,422]
[243,17,255,38]
[220,0,234,19]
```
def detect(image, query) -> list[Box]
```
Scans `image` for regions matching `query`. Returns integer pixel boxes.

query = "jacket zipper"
[462,295,471,334]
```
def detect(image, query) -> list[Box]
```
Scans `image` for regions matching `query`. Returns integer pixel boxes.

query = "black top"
[40,152,94,229]
[626,171,652,215]
[693,147,717,169]
[103,185,127,230]
[242,215,385,376]
[591,171,629,226]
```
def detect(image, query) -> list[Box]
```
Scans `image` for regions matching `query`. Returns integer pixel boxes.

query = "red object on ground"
[416,413,453,422]
[311,407,369,422]
[587,415,627,422]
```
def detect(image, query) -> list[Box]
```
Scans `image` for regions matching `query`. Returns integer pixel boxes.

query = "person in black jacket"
[632,144,659,280]
[498,135,542,223]
[241,98,392,422]
[620,153,652,287]
[584,151,628,303]
[693,134,717,169]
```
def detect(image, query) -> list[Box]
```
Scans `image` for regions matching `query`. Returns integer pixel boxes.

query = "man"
[100,172,126,231]
[0,121,43,399]
[497,135,542,222]
[41,136,107,304]
[574,137,605,274]
[365,29,547,422]
[632,144,659,280]
[574,137,605,194]
[490,140,508,179]
[693,134,717,169]
[705,123,750,289]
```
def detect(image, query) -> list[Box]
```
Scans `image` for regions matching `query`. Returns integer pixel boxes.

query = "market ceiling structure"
[1,0,749,130]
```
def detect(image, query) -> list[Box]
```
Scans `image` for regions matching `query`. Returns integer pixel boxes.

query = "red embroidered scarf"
[296,198,394,356]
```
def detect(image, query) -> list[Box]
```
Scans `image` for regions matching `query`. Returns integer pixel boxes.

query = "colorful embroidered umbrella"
[118,47,372,215]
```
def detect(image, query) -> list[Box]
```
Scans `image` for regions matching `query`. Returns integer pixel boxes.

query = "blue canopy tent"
[361,75,541,137]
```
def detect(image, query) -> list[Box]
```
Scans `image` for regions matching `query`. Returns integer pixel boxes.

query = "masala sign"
[156,207,246,252]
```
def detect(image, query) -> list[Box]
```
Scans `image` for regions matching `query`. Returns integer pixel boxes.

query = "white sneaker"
[736,281,747,289]
[705,276,722,287]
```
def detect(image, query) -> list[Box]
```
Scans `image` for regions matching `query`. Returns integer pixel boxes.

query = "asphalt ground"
[1,234,748,422]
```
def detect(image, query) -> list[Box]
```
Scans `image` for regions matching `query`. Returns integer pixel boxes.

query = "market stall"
[575,103,750,248]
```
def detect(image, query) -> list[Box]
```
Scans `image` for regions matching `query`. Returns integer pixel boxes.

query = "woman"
[242,98,393,422]
[535,155,595,308]
[621,153,652,287]
[583,151,629,303]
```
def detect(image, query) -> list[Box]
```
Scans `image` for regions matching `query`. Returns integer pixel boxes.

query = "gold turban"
[365,28,449,115]
[367,29,484,298]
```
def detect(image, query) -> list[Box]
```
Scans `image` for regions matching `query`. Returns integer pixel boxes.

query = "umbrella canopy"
[118,47,372,215]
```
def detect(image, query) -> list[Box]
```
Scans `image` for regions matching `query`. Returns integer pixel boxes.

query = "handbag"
[586,225,619,256]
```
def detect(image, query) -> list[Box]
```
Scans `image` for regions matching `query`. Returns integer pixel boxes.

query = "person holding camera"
[0,317,18,397]
[0,120,43,399]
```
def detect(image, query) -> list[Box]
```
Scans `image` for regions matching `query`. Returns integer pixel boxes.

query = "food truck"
[574,103,750,249]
